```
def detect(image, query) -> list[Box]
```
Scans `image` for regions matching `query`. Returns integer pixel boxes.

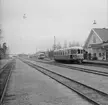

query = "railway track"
[0,59,15,105]
[22,59,108,105]
[32,59,108,77]
[39,58,108,69]
[80,63,108,69]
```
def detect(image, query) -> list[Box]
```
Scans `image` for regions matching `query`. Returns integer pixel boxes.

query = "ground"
[3,59,91,105]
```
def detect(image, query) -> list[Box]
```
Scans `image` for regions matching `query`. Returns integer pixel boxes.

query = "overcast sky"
[1,0,107,54]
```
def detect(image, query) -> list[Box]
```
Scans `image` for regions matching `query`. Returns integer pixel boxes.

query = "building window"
[99,53,101,57]
[94,53,96,57]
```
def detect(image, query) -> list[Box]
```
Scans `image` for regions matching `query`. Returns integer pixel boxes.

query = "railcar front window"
[78,49,80,54]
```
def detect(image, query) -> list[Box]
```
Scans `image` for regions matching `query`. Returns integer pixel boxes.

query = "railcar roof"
[54,46,83,52]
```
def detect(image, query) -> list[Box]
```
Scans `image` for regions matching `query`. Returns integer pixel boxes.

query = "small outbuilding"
[84,28,108,60]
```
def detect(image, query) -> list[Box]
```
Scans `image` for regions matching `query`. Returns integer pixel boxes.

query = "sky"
[1,0,107,54]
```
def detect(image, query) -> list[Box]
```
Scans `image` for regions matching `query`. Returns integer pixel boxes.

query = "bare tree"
[75,42,80,46]
[69,41,81,47]
[56,42,62,49]
[63,40,67,48]
[71,41,76,47]
[52,44,56,50]
[0,24,3,43]
[69,42,72,47]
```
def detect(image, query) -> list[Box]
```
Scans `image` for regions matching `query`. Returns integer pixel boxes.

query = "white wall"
[87,32,102,48]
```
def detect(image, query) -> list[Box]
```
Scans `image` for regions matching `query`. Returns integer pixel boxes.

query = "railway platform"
[2,59,91,105]
[83,59,108,65]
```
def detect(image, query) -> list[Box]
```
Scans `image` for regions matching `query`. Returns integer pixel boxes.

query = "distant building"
[18,54,29,58]
[0,48,5,59]
[84,28,108,60]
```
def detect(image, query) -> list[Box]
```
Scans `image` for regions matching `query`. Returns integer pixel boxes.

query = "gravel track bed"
[35,58,108,69]
[0,60,15,104]
[80,63,108,69]
[3,59,93,105]
[23,60,108,105]
[32,59,108,77]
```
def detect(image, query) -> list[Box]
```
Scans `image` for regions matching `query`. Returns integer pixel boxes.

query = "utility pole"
[54,36,56,50]
[0,24,3,45]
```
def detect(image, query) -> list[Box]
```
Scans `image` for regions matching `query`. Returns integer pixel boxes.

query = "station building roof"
[84,28,108,49]
[93,28,108,42]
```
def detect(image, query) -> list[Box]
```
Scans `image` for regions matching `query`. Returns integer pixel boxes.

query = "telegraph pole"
[54,36,56,50]
[0,24,3,46]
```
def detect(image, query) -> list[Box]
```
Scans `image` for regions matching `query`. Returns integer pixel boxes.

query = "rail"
[22,59,108,105]
[0,59,15,105]
[29,58,108,77]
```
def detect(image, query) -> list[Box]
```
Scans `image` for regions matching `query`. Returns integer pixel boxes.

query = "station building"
[84,28,108,60]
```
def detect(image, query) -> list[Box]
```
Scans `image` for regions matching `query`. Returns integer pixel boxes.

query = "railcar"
[54,46,84,63]
[38,53,45,59]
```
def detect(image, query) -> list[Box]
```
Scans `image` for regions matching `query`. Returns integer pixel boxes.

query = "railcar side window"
[68,50,69,54]
[65,50,66,55]
[73,50,76,54]
[69,50,71,54]
[78,49,80,54]
[71,50,73,54]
